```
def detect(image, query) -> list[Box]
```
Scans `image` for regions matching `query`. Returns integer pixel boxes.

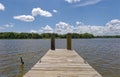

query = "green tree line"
[0,32,94,39]
[95,35,120,38]
[0,32,120,39]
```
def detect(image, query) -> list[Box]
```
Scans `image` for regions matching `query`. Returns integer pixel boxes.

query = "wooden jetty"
[23,34,102,77]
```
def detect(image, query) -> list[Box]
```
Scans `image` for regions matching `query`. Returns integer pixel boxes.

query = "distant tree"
[71,33,80,38]
[79,33,94,38]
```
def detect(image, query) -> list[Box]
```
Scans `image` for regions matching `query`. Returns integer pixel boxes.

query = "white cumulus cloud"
[32,8,52,17]
[106,19,120,26]
[74,19,120,35]
[65,0,80,3]
[76,21,84,26]
[13,15,35,22]
[0,3,5,11]
[13,7,52,22]
[30,19,120,36]
[104,19,120,35]
[40,25,53,33]
[55,22,74,34]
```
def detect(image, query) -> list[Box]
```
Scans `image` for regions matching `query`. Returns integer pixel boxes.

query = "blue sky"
[0,0,120,35]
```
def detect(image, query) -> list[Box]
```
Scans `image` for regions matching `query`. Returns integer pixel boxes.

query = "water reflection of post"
[20,64,24,77]
[19,57,24,77]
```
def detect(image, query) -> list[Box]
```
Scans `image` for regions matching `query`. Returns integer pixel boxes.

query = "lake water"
[0,39,120,77]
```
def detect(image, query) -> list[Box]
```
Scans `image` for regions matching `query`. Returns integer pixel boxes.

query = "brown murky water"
[0,39,120,77]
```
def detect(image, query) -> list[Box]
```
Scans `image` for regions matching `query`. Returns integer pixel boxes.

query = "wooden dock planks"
[23,49,102,77]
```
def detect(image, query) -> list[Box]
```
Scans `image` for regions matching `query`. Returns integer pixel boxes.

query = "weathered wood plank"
[23,49,102,77]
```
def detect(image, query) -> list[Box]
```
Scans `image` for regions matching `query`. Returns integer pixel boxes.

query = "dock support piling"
[51,34,55,50]
[67,34,72,50]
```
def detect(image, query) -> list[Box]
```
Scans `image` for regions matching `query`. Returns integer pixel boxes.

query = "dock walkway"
[23,49,102,77]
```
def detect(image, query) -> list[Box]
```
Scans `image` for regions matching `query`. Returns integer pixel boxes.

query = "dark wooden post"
[51,34,55,50]
[20,57,24,65]
[67,34,72,50]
